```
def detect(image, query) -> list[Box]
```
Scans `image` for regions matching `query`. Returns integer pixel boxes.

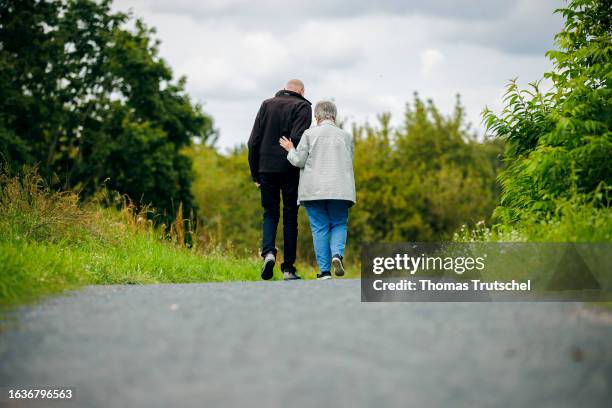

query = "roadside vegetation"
[188,95,504,264]
[455,0,611,243]
[0,0,609,307]
[0,166,265,308]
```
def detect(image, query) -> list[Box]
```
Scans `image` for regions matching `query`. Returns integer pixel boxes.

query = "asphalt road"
[1,280,612,408]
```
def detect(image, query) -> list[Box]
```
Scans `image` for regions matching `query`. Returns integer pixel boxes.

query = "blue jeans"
[303,200,351,273]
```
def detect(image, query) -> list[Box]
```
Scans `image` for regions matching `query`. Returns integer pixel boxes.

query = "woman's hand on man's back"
[279,136,294,152]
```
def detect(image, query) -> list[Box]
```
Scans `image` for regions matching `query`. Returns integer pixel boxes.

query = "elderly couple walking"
[248,79,355,281]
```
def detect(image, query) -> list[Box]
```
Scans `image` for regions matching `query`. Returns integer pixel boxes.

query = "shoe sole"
[332,258,345,277]
[283,272,302,281]
[261,259,275,280]
[317,275,332,280]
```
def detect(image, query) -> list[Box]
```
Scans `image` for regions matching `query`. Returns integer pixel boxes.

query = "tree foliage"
[0,0,215,217]
[189,95,504,261]
[351,94,503,244]
[483,0,611,222]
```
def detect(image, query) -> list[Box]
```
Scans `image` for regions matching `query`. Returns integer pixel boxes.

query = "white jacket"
[286,119,356,204]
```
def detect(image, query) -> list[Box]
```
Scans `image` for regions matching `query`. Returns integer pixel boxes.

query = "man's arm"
[289,103,312,145]
[247,103,265,183]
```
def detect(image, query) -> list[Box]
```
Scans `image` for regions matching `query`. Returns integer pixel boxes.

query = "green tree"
[189,95,503,262]
[483,0,611,222]
[187,144,317,262]
[352,95,503,245]
[0,0,215,217]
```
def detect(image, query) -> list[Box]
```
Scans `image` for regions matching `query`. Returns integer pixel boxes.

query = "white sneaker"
[283,271,302,280]
[316,272,332,280]
[261,253,275,280]
[332,256,345,277]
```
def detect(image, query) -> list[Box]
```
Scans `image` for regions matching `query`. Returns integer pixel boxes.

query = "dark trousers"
[259,171,299,272]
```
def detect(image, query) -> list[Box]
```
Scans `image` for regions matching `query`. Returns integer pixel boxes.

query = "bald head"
[285,79,305,96]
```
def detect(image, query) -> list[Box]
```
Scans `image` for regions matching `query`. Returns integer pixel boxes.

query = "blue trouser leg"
[304,201,332,272]
[328,200,349,258]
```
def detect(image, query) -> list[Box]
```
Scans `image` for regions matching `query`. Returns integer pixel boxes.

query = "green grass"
[0,232,266,309]
[454,198,612,243]
[0,167,317,309]
[0,223,357,309]
[0,167,362,309]
[0,231,359,309]
[452,196,612,308]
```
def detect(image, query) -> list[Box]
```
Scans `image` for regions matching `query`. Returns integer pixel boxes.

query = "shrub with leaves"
[483,0,611,222]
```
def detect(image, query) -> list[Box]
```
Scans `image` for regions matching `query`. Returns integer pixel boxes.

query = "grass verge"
[0,238,266,308]
[0,167,359,309]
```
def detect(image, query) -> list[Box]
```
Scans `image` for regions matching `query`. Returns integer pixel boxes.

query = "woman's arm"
[280,133,309,168]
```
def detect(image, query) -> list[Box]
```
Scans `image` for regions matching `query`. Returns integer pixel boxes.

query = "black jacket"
[248,90,312,181]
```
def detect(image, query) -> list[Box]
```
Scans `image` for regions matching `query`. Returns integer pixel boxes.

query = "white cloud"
[113,0,560,149]
[436,0,563,54]
[420,49,445,78]
[128,0,515,22]
[288,22,365,69]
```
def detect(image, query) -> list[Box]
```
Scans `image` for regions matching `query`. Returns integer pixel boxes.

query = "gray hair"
[314,100,337,122]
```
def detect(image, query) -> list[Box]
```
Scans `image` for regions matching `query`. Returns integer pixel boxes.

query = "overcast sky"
[114,0,564,150]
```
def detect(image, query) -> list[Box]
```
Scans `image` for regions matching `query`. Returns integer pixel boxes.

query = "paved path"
[1,280,611,407]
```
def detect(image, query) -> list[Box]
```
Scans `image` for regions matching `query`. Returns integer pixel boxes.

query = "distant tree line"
[188,95,504,261]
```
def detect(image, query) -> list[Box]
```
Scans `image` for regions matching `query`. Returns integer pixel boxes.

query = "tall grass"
[0,166,266,308]
[0,166,94,244]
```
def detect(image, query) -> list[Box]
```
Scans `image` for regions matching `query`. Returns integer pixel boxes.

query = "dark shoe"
[332,255,345,277]
[283,271,302,280]
[316,271,332,280]
[261,252,275,280]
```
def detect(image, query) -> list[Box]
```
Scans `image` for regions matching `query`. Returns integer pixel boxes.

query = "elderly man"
[279,100,356,280]
[248,79,312,281]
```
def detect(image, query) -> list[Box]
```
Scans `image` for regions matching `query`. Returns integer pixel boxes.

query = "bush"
[483,0,611,222]
[455,197,612,243]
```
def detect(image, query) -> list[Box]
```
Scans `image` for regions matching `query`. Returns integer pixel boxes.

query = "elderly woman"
[279,100,355,280]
